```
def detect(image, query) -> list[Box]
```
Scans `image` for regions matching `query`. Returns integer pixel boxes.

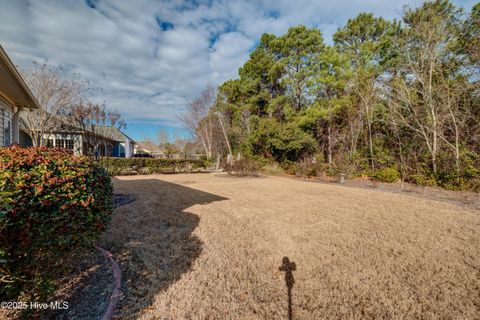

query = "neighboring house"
[0,45,40,146]
[134,140,165,157]
[20,123,135,158]
[20,121,84,154]
[94,126,135,157]
[134,140,203,159]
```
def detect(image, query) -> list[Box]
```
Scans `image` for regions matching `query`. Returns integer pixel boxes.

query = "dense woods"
[186,0,479,190]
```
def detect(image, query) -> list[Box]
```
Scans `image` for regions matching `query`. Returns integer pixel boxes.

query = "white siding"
[41,132,83,155]
[0,99,13,147]
[0,105,3,146]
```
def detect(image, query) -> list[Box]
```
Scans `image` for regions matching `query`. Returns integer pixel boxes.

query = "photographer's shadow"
[279,256,296,320]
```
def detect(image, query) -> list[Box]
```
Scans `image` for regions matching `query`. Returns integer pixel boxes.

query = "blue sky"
[0,0,477,142]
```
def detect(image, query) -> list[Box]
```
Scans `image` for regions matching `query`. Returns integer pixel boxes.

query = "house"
[0,45,40,146]
[134,140,165,158]
[93,126,135,157]
[20,123,135,157]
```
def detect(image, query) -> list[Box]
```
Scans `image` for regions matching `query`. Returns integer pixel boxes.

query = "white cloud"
[0,0,475,132]
[209,32,254,83]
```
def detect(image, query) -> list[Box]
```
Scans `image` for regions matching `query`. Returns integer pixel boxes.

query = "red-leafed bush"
[0,145,112,302]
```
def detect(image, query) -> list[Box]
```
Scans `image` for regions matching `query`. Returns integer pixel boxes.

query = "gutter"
[0,44,41,109]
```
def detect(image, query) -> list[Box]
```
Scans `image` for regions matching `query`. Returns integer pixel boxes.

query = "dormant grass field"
[104,173,480,319]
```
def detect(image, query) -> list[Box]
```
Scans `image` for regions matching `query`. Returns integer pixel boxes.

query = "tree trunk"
[327,124,332,165]
[431,152,437,176]
[215,153,220,170]
[432,128,438,176]
[367,120,374,171]
[217,114,232,161]
[454,129,460,180]
[199,135,209,160]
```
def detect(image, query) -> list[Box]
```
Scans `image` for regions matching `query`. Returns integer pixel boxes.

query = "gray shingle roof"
[135,140,164,153]
[93,126,134,142]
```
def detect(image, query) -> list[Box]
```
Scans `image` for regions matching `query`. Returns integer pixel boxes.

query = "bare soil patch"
[100,173,479,319]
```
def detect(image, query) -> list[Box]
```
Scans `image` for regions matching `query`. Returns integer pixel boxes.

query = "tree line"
[183,0,479,190]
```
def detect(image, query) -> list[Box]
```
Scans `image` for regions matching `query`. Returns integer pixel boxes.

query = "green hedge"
[0,146,113,303]
[100,157,206,175]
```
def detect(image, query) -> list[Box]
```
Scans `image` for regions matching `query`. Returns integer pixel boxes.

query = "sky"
[0,0,477,142]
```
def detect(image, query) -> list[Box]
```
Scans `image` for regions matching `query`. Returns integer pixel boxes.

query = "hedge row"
[0,146,113,304]
[99,157,206,175]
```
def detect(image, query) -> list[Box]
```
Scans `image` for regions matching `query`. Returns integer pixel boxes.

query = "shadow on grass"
[101,177,228,319]
[279,257,296,320]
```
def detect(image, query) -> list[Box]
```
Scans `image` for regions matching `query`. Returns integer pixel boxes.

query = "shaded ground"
[102,177,227,319]
[102,173,480,319]
[40,193,135,320]
[1,248,114,320]
[41,250,114,320]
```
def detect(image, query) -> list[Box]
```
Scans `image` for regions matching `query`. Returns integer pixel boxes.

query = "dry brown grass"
[105,173,480,320]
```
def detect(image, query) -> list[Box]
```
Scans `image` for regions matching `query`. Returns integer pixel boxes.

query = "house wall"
[0,97,13,147]
[42,133,83,155]
[79,135,115,157]
[120,141,127,157]
[19,129,33,146]
[112,142,121,157]
[112,141,131,157]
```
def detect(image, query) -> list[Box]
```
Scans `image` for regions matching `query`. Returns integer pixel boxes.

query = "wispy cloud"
[0,0,475,135]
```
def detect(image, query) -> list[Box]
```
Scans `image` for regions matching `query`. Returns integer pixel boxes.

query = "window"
[107,144,113,156]
[99,144,106,156]
[46,139,54,147]
[65,139,74,150]
[53,139,74,151]
[4,120,11,146]
[55,139,65,149]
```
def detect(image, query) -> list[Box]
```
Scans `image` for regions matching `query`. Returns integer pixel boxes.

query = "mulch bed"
[41,193,135,320]
[41,250,114,320]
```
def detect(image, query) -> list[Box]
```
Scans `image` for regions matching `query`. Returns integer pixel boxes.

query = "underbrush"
[373,167,401,183]
[253,155,479,192]
[225,157,260,176]
[260,163,285,175]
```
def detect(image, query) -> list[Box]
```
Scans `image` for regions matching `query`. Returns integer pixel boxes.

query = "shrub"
[0,146,112,303]
[225,157,260,176]
[260,163,285,176]
[411,174,438,187]
[100,157,206,176]
[373,167,400,183]
[292,158,318,177]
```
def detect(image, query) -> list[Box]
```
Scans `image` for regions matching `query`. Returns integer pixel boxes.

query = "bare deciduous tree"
[157,129,168,147]
[20,61,87,146]
[179,86,217,160]
[215,111,233,161]
[386,2,463,175]
[67,101,125,156]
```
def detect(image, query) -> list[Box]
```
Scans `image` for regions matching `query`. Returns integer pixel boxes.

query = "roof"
[94,126,134,142]
[20,117,133,143]
[135,140,164,154]
[0,45,40,109]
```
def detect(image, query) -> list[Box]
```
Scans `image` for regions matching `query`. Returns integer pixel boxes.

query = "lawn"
[102,173,479,319]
